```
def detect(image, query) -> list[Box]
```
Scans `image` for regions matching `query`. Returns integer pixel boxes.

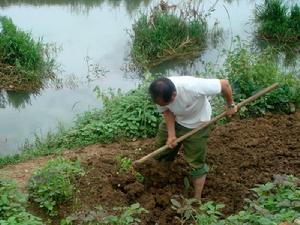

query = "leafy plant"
[116,156,132,172]
[102,203,148,225]
[224,41,300,117]
[61,203,147,225]
[0,178,43,225]
[173,175,300,225]
[27,158,84,216]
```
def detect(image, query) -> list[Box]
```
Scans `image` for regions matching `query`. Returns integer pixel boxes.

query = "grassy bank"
[0,16,55,91]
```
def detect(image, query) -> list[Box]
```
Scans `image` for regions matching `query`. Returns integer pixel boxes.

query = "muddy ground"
[1,111,300,224]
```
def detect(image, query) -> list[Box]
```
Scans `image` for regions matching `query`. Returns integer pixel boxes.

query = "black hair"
[149,77,176,103]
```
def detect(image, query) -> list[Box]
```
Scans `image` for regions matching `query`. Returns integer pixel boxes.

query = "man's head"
[149,77,176,106]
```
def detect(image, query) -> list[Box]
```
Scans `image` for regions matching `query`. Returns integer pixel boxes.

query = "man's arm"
[163,109,177,148]
[220,79,237,115]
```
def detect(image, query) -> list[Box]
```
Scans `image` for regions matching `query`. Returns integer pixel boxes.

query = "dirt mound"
[1,111,300,224]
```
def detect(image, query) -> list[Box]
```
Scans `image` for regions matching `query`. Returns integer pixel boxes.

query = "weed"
[116,156,133,172]
[27,158,84,216]
[61,203,148,225]
[173,175,300,225]
[0,178,43,225]
[115,155,145,183]
[224,40,300,117]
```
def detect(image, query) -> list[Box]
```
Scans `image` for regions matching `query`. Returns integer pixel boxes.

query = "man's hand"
[167,136,177,148]
[225,103,238,117]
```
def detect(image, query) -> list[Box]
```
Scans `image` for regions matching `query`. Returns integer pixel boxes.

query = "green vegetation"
[0,16,54,90]
[116,155,133,172]
[61,203,148,225]
[172,175,300,224]
[224,42,300,117]
[27,158,84,216]
[115,155,145,182]
[0,83,160,168]
[255,0,300,43]
[0,178,43,225]
[131,3,208,69]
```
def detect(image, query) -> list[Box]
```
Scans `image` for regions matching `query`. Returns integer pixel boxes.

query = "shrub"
[224,42,300,117]
[131,4,207,69]
[27,158,84,216]
[0,178,43,225]
[255,0,300,43]
[59,84,161,148]
[0,16,54,90]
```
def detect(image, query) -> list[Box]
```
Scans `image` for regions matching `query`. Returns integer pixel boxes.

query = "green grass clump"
[224,42,300,117]
[28,158,84,216]
[255,0,300,43]
[0,16,54,90]
[131,10,207,69]
[0,178,43,225]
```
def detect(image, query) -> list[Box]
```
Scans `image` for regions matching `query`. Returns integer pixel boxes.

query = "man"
[149,76,237,200]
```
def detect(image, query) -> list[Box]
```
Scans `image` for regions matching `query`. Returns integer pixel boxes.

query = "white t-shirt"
[157,76,221,128]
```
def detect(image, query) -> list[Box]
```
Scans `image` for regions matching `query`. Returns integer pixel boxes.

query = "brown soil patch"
[1,111,300,224]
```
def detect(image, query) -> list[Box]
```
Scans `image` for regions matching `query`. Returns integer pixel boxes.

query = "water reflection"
[0,0,151,15]
[0,90,39,109]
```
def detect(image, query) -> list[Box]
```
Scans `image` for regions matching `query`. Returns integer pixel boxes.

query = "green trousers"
[155,121,210,179]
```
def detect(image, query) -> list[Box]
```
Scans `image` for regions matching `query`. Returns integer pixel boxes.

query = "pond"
[0,0,271,155]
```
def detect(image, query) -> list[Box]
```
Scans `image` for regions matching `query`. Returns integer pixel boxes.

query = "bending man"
[149,76,237,200]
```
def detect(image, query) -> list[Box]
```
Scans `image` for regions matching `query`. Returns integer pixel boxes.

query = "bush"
[0,178,43,225]
[255,0,300,43]
[131,5,207,69]
[0,16,54,90]
[28,158,84,216]
[59,84,161,148]
[224,42,300,117]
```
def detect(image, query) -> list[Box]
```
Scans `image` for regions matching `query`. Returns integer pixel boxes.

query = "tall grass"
[131,4,208,69]
[255,0,300,43]
[0,16,55,90]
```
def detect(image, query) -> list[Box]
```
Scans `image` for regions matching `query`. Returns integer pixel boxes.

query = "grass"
[255,0,300,43]
[131,4,208,69]
[0,16,55,91]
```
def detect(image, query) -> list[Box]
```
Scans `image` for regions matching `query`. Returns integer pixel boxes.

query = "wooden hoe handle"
[134,83,279,165]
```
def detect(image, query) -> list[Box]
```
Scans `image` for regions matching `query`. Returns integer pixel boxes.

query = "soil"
[1,111,300,224]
